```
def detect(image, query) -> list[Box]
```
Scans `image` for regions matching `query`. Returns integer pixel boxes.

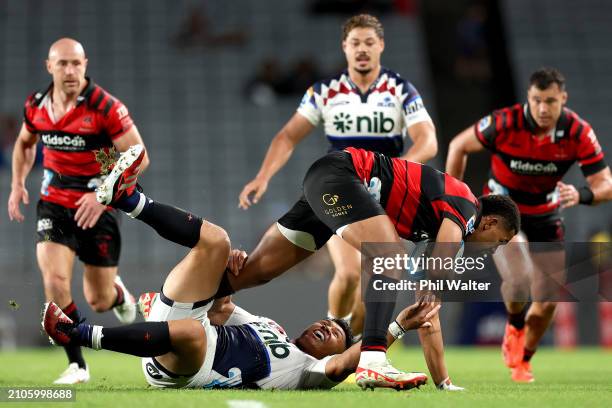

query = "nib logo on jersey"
[41,132,88,152]
[509,159,559,175]
[333,111,395,133]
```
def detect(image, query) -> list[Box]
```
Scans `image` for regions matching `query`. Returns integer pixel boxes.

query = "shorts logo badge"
[145,363,163,380]
[37,218,53,232]
[322,194,339,206]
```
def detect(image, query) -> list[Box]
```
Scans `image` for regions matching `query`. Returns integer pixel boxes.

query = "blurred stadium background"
[0,0,611,352]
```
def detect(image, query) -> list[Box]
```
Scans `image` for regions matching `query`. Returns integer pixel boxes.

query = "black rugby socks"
[116,191,203,248]
[62,302,87,369]
[361,275,399,351]
[76,322,172,357]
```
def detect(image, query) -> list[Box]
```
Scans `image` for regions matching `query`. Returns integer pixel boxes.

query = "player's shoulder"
[380,67,419,94]
[492,103,522,118]
[477,103,522,132]
[308,70,350,95]
[84,81,126,117]
[562,107,592,133]
[24,85,51,110]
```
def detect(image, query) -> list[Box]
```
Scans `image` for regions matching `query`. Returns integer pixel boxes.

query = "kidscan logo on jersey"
[333,112,395,133]
[509,160,558,175]
[41,133,87,150]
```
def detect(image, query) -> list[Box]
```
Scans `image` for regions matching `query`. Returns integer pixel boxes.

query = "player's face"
[527,84,568,131]
[47,50,88,96]
[295,319,347,360]
[342,27,384,76]
[466,216,515,254]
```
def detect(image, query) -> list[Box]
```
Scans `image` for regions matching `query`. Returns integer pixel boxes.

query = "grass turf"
[0,346,610,408]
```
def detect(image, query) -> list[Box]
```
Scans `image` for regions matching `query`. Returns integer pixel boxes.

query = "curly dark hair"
[329,318,354,350]
[479,195,521,234]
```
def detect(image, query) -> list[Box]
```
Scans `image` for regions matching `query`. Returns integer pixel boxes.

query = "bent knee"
[85,293,115,313]
[43,273,71,294]
[333,267,360,288]
[198,222,231,255]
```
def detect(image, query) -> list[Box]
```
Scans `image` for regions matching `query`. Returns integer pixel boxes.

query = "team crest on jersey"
[478,115,492,132]
[377,96,396,108]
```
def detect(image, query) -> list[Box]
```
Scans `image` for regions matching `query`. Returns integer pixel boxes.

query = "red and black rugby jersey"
[23,78,134,208]
[474,103,606,215]
[347,147,479,241]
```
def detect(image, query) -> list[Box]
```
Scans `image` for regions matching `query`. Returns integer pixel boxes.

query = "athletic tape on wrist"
[388,320,406,340]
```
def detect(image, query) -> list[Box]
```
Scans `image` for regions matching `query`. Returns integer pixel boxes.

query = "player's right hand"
[397,296,441,330]
[8,185,30,222]
[238,177,269,209]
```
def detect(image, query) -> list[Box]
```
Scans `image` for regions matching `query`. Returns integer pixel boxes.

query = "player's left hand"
[557,181,579,208]
[75,192,107,229]
[227,249,248,276]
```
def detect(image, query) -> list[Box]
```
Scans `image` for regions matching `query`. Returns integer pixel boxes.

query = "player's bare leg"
[37,241,89,384]
[494,234,532,370]
[515,249,565,383]
[38,242,75,311]
[327,236,361,323]
[350,280,365,337]
[82,265,137,324]
[225,223,314,292]
[162,221,230,303]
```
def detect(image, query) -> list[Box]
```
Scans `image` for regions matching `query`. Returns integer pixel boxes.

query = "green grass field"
[1,346,610,408]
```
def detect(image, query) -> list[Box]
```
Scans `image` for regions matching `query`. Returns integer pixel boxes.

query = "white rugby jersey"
[201,306,338,390]
[297,67,432,157]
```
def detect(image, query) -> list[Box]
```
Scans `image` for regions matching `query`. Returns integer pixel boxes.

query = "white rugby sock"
[358,350,386,367]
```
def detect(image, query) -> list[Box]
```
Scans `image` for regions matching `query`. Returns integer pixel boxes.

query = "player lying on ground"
[90,144,519,390]
[43,296,438,390]
[41,145,439,389]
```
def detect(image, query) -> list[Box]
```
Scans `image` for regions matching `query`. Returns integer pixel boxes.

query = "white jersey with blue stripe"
[297,67,432,157]
[202,306,337,390]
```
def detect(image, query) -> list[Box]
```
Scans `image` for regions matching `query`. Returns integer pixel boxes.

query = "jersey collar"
[344,67,387,103]
[35,77,96,107]
[523,103,569,143]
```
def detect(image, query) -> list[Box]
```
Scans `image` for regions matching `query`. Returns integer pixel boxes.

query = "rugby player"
[7,38,149,384]
[42,144,438,390]
[446,67,612,382]
[238,13,450,388]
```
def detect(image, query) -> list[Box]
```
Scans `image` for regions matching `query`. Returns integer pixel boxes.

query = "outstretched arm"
[324,300,441,382]
[402,121,438,163]
[446,125,485,180]
[239,113,314,209]
[8,124,38,222]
